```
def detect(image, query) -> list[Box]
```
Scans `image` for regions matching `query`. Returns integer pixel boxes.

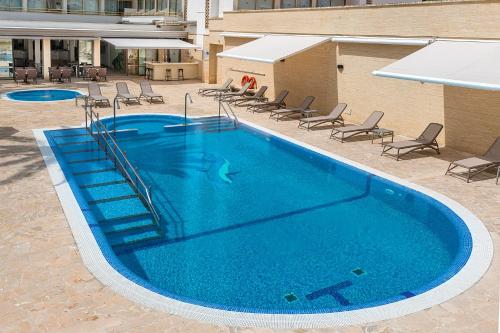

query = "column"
[100,0,105,14]
[42,38,51,80]
[69,40,75,62]
[62,0,68,12]
[22,0,27,11]
[311,0,317,6]
[34,40,41,65]
[273,0,281,8]
[93,39,101,67]
[27,40,34,62]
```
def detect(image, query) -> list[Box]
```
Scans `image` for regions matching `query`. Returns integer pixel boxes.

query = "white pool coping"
[2,88,85,103]
[33,113,494,329]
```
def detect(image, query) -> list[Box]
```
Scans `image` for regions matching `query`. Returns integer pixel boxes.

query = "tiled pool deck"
[0,77,498,332]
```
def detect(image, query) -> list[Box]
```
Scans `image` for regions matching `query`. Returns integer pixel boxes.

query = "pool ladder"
[83,101,162,230]
[218,93,240,128]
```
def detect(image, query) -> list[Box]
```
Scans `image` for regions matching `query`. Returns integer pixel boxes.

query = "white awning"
[103,38,199,50]
[373,40,500,91]
[332,36,432,46]
[220,32,266,39]
[217,35,331,64]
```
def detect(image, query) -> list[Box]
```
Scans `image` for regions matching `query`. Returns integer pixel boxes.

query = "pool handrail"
[83,100,162,228]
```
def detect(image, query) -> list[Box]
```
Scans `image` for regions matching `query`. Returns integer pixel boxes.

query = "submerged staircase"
[52,110,164,251]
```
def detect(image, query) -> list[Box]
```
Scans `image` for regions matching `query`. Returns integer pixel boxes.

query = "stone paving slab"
[0,77,498,332]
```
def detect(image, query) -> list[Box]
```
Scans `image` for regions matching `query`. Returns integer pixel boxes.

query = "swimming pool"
[4,88,82,102]
[36,114,492,328]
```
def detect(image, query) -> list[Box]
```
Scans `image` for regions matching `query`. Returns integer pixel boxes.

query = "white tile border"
[2,88,85,103]
[33,113,494,329]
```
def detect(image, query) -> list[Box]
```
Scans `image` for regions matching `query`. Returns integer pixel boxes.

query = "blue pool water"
[44,115,472,314]
[6,89,81,102]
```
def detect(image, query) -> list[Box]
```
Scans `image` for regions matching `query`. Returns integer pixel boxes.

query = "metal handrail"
[83,102,161,226]
[218,94,240,128]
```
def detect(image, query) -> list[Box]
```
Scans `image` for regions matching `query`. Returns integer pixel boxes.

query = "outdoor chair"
[298,103,347,130]
[216,82,251,101]
[446,137,500,183]
[61,67,72,82]
[139,81,164,104]
[269,96,316,121]
[230,86,268,106]
[87,82,110,107]
[198,78,233,96]
[330,111,384,142]
[381,123,443,160]
[98,67,107,81]
[247,90,289,113]
[116,82,141,105]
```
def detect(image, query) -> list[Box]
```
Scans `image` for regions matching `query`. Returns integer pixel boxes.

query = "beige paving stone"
[0,76,498,332]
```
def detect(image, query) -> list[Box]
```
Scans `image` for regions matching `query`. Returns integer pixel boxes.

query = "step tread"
[100,216,156,234]
[75,170,125,187]
[48,128,88,137]
[59,141,98,153]
[64,150,104,162]
[54,135,94,145]
[82,182,136,202]
[108,230,162,247]
[70,159,114,174]
[92,197,149,222]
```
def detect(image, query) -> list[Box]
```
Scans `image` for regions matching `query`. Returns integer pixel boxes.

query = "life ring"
[241,75,250,86]
[248,77,257,89]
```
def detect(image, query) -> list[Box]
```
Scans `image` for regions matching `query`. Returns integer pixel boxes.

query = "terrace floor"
[0,77,498,333]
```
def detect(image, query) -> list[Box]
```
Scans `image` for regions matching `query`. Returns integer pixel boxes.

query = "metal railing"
[83,101,161,227]
[218,93,240,128]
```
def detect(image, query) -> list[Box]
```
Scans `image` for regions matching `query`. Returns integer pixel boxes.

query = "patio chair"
[269,96,316,121]
[14,67,26,84]
[139,81,164,104]
[445,137,500,183]
[98,67,107,81]
[116,82,141,105]
[381,123,443,160]
[216,82,251,101]
[26,68,38,84]
[87,82,110,108]
[198,78,233,96]
[247,90,289,113]
[88,68,99,81]
[330,111,384,142]
[50,69,62,83]
[61,67,72,82]
[230,86,268,106]
[298,103,347,130]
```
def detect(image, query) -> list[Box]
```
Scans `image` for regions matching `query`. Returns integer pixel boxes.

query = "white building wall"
[218,0,234,17]
[187,0,206,47]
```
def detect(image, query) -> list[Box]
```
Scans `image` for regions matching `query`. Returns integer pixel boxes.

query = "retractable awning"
[103,38,199,50]
[217,35,331,64]
[373,40,500,91]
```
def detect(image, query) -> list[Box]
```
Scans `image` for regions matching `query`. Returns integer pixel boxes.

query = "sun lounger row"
[82,81,165,108]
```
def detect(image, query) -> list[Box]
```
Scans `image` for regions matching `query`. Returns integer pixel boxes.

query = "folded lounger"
[246,90,289,113]
[216,82,251,101]
[269,96,316,121]
[381,123,443,160]
[230,86,268,106]
[139,81,164,104]
[198,78,233,96]
[116,82,141,105]
[446,136,500,183]
[298,103,347,130]
[87,82,110,107]
[330,111,384,142]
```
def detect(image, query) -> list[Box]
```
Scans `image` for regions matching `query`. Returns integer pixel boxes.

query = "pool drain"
[351,268,366,276]
[284,293,298,302]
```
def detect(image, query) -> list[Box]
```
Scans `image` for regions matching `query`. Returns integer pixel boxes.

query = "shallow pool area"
[36,114,493,328]
[4,88,82,102]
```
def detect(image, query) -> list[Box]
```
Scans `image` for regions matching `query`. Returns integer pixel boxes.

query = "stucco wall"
[336,43,445,144]
[443,87,500,155]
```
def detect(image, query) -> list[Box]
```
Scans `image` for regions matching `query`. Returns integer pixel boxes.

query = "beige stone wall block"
[336,43,445,143]
[218,57,274,96]
[443,87,500,155]
[273,42,338,113]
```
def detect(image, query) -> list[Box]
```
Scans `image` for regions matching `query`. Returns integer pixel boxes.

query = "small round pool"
[4,89,82,102]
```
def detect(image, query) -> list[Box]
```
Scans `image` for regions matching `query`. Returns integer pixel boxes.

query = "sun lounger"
[330,111,384,142]
[216,82,251,101]
[139,81,164,104]
[198,78,233,96]
[247,90,289,113]
[446,137,500,183]
[116,82,141,105]
[381,123,443,160]
[230,86,268,106]
[87,82,110,107]
[298,103,347,130]
[269,96,316,121]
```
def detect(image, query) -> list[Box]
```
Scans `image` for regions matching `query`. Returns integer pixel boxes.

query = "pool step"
[75,170,125,187]
[59,141,98,153]
[93,197,150,222]
[82,182,136,202]
[54,134,94,146]
[107,229,162,248]
[89,194,138,205]
[70,159,114,174]
[49,128,89,137]
[100,216,157,234]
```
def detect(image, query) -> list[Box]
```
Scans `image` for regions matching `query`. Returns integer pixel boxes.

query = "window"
[28,0,62,11]
[317,0,344,6]
[238,0,273,10]
[0,0,22,10]
[281,0,311,8]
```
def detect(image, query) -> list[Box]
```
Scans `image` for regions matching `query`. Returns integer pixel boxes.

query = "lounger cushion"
[452,157,495,169]
[385,140,425,149]
[336,125,367,133]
